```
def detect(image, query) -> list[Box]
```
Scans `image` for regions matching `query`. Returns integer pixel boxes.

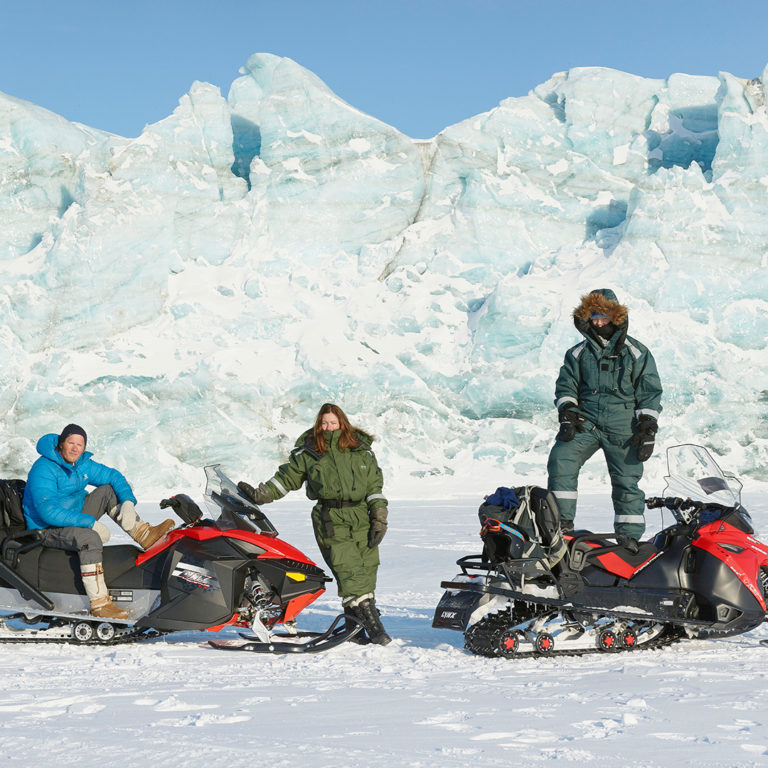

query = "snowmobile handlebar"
[645,496,700,512]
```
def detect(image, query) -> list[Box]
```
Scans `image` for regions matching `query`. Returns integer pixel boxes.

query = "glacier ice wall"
[2,53,768,497]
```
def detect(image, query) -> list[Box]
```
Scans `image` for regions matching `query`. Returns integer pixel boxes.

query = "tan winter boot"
[81,563,129,620]
[129,518,175,550]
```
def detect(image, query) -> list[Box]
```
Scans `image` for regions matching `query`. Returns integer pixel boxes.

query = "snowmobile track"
[0,614,166,645]
[464,608,683,659]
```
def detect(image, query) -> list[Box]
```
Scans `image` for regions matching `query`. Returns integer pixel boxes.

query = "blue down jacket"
[22,433,137,530]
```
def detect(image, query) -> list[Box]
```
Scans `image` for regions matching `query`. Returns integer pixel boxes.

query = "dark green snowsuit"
[547,289,662,539]
[261,429,387,601]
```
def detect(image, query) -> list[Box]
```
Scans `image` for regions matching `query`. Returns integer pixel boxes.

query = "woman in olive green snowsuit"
[547,289,662,549]
[238,403,391,645]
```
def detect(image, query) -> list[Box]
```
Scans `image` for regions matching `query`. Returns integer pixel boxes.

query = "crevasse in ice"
[1,53,767,496]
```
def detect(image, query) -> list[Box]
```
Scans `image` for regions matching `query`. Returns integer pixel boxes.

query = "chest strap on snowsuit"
[318,499,360,538]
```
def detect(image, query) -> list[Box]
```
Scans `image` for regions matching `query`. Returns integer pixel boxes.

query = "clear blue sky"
[3,0,768,139]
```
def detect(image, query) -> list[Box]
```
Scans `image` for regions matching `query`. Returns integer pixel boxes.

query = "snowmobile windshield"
[662,445,742,508]
[203,465,278,537]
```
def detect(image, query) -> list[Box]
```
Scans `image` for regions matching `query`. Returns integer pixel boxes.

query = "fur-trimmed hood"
[573,289,628,326]
[573,288,629,348]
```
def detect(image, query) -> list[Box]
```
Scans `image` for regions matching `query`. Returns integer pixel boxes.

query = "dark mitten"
[368,507,388,548]
[237,481,273,505]
[557,408,582,442]
[630,416,658,462]
[617,534,640,554]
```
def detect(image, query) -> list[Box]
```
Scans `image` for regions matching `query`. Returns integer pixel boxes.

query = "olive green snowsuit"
[547,289,663,539]
[261,429,387,601]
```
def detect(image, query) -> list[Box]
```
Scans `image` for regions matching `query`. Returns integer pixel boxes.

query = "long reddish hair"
[312,403,368,454]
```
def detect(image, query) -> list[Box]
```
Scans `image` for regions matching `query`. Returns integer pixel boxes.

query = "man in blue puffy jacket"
[23,424,175,619]
[547,290,663,551]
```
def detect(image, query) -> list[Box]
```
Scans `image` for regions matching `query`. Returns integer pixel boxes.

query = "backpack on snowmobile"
[478,485,566,568]
[0,479,26,541]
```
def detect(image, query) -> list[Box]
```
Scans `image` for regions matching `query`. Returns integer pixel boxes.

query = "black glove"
[630,416,658,462]
[557,407,582,442]
[237,481,273,505]
[616,534,640,554]
[368,508,388,548]
[159,493,203,524]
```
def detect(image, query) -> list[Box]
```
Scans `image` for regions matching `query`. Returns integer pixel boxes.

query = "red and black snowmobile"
[433,444,768,658]
[0,465,361,652]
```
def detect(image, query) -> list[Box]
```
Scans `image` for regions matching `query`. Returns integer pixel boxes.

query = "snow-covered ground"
[2,492,767,767]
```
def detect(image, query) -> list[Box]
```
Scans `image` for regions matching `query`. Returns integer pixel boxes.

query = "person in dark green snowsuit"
[547,289,662,549]
[238,403,391,645]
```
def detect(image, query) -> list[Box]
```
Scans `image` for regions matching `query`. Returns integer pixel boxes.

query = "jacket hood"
[36,433,93,467]
[573,288,629,351]
[573,289,628,326]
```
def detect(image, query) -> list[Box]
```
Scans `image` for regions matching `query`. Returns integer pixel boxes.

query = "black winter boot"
[344,606,369,644]
[353,598,392,646]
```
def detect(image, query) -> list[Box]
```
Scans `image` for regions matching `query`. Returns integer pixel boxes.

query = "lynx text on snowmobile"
[0,465,362,652]
[432,445,768,658]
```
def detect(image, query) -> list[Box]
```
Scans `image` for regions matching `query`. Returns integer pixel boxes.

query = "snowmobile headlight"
[286,571,307,582]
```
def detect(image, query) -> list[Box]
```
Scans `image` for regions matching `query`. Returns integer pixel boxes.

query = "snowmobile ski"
[208,613,363,654]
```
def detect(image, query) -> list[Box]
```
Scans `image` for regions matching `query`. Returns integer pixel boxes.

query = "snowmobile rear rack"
[454,553,553,580]
[2,530,45,569]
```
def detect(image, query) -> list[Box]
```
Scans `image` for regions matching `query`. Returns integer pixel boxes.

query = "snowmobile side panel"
[136,537,250,632]
[592,550,659,579]
[0,585,159,619]
[625,536,689,590]
[573,566,620,587]
[107,547,167,590]
[685,547,766,634]
[283,589,325,623]
[103,545,152,584]
[693,521,768,611]
[0,562,54,610]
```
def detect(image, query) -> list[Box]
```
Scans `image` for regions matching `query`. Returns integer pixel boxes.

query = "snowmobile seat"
[21,544,161,595]
[566,533,658,579]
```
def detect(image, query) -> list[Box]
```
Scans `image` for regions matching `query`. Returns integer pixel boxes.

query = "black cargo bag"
[0,479,27,540]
